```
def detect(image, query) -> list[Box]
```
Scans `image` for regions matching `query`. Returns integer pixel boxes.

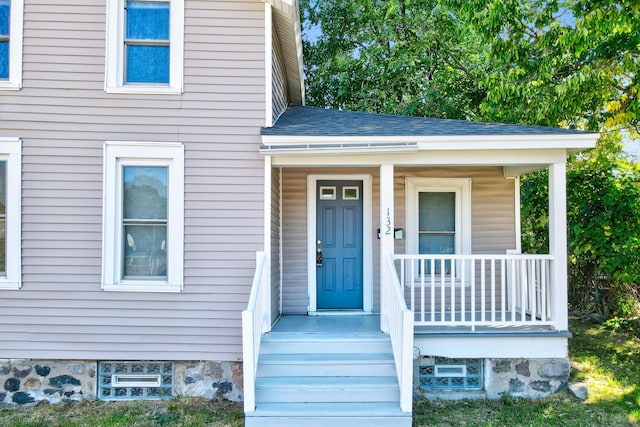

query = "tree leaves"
[301,0,488,119]
[300,0,640,315]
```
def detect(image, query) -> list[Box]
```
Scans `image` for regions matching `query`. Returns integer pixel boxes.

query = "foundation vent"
[420,357,483,390]
[98,361,173,400]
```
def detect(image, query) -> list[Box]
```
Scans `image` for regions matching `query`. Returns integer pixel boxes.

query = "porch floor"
[272,313,561,335]
[272,314,381,334]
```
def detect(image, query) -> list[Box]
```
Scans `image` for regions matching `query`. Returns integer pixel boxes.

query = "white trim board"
[307,174,373,314]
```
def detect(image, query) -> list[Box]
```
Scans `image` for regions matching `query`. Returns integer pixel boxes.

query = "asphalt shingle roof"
[261,106,593,137]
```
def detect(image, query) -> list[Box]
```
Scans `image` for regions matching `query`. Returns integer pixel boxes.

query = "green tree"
[301,0,640,315]
[301,0,488,119]
[443,0,639,133]
[522,134,640,315]
[450,0,640,314]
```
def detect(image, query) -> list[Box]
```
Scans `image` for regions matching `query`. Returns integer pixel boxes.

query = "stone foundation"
[174,361,243,402]
[1,359,243,406]
[413,357,570,400]
[0,360,96,405]
[485,358,570,399]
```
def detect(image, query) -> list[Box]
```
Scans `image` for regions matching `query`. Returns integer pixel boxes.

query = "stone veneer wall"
[413,357,570,400]
[1,360,243,406]
[484,358,570,399]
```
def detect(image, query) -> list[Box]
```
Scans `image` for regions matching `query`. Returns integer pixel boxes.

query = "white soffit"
[260,133,599,154]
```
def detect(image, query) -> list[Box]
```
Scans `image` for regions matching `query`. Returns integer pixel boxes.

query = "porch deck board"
[272,314,380,333]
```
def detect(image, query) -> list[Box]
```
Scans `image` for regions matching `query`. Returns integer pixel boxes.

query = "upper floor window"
[105,0,184,94]
[0,138,21,290]
[0,0,23,90]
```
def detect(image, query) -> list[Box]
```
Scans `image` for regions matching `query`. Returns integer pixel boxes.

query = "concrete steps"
[245,330,412,427]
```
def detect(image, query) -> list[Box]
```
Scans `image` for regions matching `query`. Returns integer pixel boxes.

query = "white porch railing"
[382,254,414,413]
[395,254,555,330]
[241,251,270,413]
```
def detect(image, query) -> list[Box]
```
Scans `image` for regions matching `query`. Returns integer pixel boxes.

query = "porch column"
[262,155,272,333]
[549,162,568,331]
[380,163,394,333]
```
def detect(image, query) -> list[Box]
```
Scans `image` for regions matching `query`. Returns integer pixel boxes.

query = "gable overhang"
[264,0,305,105]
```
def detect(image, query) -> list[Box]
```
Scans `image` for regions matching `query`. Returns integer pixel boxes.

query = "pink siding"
[280,167,516,314]
[0,0,267,361]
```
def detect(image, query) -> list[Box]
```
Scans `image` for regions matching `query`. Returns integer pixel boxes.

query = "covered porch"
[243,106,598,420]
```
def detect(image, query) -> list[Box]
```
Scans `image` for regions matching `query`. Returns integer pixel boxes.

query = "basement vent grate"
[420,357,483,390]
[98,361,173,400]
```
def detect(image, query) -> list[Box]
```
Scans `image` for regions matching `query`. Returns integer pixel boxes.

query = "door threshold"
[308,310,373,316]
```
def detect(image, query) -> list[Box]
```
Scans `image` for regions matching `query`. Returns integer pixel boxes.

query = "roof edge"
[265,0,305,105]
[261,133,599,151]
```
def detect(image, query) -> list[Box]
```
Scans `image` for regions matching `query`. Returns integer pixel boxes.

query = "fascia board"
[261,133,599,150]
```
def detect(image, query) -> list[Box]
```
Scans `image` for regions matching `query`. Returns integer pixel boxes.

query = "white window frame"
[0,0,23,90]
[405,178,472,256]
[103,141,184,292]
[0,138,21,289]
[105,0,184,94]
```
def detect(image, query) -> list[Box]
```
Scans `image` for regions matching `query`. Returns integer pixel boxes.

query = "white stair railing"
[242,251,270,413]
[396,254,554,330]
[382,254,414,413]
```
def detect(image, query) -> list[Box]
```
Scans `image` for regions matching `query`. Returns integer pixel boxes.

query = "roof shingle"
[262,106,594,137]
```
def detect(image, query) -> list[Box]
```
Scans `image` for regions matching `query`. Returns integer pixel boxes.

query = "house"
[0,0,598,425]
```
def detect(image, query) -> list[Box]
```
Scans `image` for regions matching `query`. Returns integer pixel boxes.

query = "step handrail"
[242,251,269,413]
[383,254,414,413]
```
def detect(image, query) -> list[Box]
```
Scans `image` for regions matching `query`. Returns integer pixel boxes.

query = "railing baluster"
[440,259,446,322]
[450,256,455,323]
[510,258,517,322]
[481,259,486,322]
[420,258,425,323]
[500,259,506,322]
[410,258,415,314]
[461,258,466,322]
[470,259,476,330]
[491,259,496,322]
[520,258,527,321]
[393,254,554,329]
[529,259,536,321]
[541,259,547,321]
[430,258,435,323]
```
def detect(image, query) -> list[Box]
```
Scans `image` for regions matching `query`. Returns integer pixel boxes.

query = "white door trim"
[307,174,373,313]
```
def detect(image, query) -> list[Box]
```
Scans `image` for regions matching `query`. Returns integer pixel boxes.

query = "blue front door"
[316,180,363,309]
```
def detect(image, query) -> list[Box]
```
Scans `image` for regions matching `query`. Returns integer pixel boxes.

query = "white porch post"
[380,163,394,333]
[549,162,568,331]
[263,155,272,332]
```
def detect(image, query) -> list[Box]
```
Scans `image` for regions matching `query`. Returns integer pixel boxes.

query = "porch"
[242,250,567,425]
[244,105,598,425]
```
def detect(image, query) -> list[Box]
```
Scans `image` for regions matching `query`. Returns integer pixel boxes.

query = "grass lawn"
[1,317,638,426]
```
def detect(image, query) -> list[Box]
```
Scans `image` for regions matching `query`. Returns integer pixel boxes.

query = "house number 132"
[385,208,392,235]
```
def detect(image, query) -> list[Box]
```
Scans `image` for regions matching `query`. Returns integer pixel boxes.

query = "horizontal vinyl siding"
[281,169,308,313]
[395,167,517,254]
[0,0,267,361]
[271,168,282,322]
[281,168,379,314]
[280,167,516,314]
